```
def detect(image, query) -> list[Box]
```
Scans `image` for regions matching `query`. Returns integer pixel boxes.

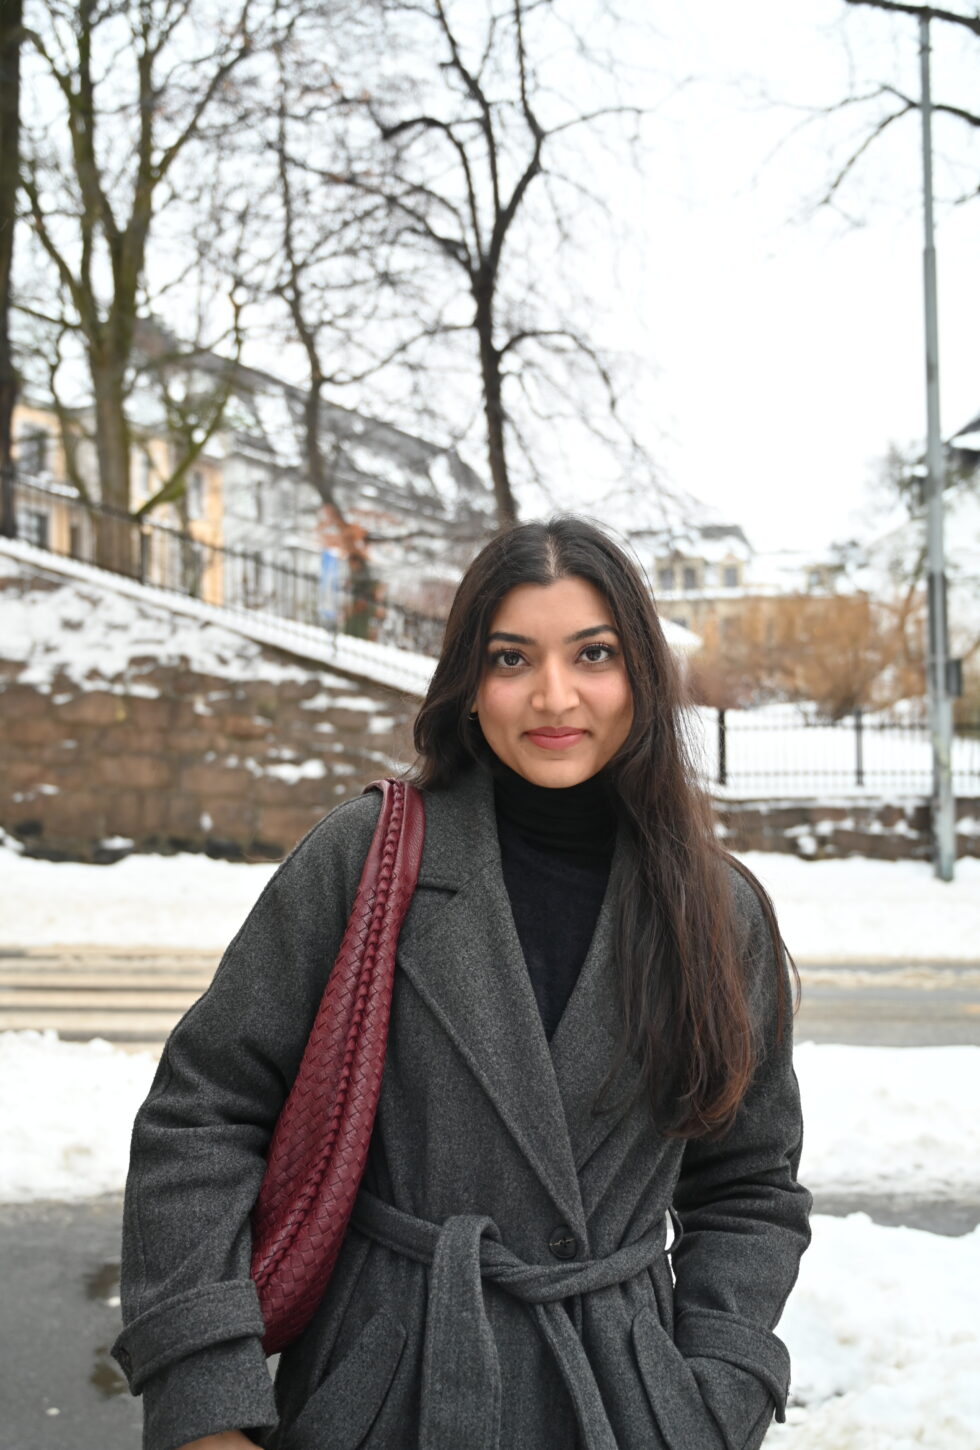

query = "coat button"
[549,1225,578,1260]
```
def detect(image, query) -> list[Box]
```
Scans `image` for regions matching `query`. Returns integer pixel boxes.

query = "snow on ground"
[0,537,436,697]
[794,1043,980,1198]
[0,835,279,947]
[769,1213,980,1450]
[0,1029,977,1447]
[0,1031,157,1202]
[1,550,326,692]
[741,851,980,964]
[3,832,979,961]
[3,1030,976,1206]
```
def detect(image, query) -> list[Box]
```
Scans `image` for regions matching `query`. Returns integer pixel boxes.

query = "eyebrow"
[487,625,619,646]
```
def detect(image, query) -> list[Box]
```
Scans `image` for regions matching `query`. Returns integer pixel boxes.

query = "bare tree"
[16,0,269,516]
[0,0,22,537]
[290,0,652,528]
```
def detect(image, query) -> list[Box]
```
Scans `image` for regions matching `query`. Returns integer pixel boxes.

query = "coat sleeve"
[670,868,812,1450]
[111,791,382,1450]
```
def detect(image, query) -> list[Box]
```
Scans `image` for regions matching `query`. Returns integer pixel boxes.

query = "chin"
[521,758,597,789]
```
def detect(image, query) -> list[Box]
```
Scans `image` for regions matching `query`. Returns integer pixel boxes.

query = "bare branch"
[844,0,980,38]
[818,101,914,206]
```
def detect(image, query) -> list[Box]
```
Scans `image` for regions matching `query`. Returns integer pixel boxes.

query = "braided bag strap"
[250,777,425,1354]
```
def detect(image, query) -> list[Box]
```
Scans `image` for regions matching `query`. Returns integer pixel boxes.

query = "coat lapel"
[395,767,586,1229]
[549,836,646,1175]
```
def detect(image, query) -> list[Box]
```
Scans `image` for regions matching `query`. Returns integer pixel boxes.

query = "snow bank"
[3,835,980,961]
[771,1214,980,1449]
[2,1031,976,1208]
[0,1031,157,1202]
[0,538,435,696]
[795,1043,980,1198]
[742,851,980,963]
[0,843,278,948]
[0,555,321,693]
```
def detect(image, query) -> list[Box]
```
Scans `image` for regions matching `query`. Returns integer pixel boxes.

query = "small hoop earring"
[467,710,478,721]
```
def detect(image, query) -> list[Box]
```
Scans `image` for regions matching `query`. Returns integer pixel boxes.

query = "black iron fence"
[695,702,980,796]
[12,478,447,657]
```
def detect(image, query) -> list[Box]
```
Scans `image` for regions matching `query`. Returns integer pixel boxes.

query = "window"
[807,568,823,591]
[17,427,49,475]
[658,566,674,592]
[723,565,739,588]
[21,508,50,549]
[682,565,698,591]
[187,470,205,521]
[674,615,688,630]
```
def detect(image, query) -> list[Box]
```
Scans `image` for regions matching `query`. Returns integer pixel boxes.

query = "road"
[795,962,980,1046]
[0,946,217,1056]
[3,947,980,1050]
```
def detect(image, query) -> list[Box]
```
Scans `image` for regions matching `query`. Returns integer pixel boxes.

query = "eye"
[489,647,526,670]
[579,642,617,664]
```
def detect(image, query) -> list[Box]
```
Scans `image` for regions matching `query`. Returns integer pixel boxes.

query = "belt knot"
[351,1192,668,1450]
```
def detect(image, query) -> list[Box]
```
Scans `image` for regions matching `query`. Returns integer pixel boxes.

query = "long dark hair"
[412,516,796,1139]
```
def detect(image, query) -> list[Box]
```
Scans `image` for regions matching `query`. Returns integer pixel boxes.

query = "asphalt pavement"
[4,948,980,1050]
[795,962,980,1045]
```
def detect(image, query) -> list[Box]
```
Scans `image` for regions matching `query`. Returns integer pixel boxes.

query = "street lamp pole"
[919,13,955,881]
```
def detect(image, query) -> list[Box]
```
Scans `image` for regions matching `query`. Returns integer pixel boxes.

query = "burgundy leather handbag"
[250,778,425,1355]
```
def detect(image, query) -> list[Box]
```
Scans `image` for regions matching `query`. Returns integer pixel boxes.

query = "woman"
[113,517,811,1450]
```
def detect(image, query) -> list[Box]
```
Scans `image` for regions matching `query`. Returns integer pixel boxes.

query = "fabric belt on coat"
[351,1189,669,1450]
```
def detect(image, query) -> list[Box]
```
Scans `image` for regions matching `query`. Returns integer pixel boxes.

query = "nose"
[530,656,580,715]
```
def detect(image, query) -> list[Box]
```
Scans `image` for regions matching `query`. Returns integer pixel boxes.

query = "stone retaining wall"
[0,665,417,861]
[1,561,422,861]
[715,795,980,861]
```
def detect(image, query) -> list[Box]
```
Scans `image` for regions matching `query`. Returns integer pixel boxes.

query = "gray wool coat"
[113,764,811,1450]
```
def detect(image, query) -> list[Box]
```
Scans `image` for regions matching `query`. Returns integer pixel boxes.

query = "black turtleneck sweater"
[492,761,617,1040]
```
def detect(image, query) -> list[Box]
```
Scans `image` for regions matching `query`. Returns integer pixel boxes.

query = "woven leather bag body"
[250,778,425,1355]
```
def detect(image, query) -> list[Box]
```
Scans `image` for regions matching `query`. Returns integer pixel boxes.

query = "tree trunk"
[0,0,22,539]
[475,290,518,529]
[90,354,136,573]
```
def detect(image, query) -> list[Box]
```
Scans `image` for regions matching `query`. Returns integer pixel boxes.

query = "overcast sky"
[592,0,979,554]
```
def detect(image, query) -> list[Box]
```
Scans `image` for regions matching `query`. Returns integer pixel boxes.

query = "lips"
[525,728,587,750]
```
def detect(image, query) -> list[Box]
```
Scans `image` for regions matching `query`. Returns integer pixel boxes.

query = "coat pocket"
[631,1307,725,1450]
[282,1308,407,1450]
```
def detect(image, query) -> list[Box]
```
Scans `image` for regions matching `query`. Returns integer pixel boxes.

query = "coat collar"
[397,766,642,1230]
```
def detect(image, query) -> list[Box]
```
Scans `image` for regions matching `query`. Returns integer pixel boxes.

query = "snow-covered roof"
[750,549,839,592]
[629,520,753,565]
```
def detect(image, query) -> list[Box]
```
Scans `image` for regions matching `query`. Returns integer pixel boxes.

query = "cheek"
[475,677,517,727]
[592,675,633,733]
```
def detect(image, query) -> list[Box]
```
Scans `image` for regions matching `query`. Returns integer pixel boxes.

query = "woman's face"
[474,576,633,788]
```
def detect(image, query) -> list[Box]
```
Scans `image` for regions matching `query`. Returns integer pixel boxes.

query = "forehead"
[488,577,614,634]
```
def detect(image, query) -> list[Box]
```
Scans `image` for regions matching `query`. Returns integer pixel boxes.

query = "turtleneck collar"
[490,757,618,860]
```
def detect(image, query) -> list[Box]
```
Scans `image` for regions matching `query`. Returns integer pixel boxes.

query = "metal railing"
[12,477,447,658]
[693,701,980,796]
